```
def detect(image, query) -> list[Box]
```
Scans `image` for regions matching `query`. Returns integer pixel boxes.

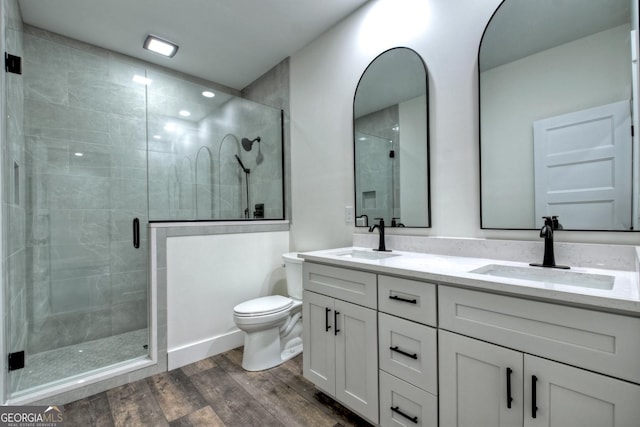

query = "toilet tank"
[282,252,303,300]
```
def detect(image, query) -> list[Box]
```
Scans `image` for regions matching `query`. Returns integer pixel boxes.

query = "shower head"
[241,137,261,152]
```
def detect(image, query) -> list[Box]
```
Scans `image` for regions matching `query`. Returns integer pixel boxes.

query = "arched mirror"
[479,0,638,231]
[353,47,431,228]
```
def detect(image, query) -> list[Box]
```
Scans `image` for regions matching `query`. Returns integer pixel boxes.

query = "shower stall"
[1,3,284,402]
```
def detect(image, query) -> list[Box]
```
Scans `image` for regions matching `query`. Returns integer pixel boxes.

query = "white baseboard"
[168,329,245,370]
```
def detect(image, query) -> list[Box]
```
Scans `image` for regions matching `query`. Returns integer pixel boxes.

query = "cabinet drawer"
[379,370,438,427]
[378,275,437,326]
[439,286,640,383]
[303,262,377,308]
[379,313,437,395]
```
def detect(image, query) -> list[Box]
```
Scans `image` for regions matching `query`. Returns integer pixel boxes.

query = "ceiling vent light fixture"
[143,35,178,58]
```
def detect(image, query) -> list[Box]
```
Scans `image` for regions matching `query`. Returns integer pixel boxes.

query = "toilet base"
[242,327,282,371]
[281,337,303,362]
[241,328,303,372]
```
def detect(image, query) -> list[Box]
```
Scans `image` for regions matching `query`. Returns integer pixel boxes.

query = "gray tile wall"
[355,105,401,223]
[3,0,27,394]
[146,69,285,221]
[22,26,148,354]
[242,57,290,220]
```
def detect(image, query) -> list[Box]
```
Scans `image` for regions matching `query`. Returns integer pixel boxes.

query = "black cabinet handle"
[389,295,417,304]
[390,346,418,359]
[325,308,331,332]
[334,311,340,335]
[132,218,140,249]
[532,375,538,418]
[390,406,418,424]
[506,367,513,409]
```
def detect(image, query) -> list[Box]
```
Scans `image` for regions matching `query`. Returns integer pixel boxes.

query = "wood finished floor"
[63,348,373,427]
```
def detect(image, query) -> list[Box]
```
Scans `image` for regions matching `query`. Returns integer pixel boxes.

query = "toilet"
[232,252,304,371]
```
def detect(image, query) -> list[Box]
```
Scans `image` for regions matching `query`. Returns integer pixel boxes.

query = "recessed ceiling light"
[202,91,215,98]
[132,74,152,85]
[74,152,84,157]
[179,110,191,117]
[143,35,179,58]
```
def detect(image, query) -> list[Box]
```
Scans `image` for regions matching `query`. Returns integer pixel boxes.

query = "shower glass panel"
[146,71,284,221]
[5,25,149,397]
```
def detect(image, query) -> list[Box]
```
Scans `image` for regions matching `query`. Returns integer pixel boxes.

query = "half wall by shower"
[2,15,285,402]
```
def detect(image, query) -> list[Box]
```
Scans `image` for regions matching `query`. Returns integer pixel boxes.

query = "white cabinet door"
[439,330,523,427]
[524,355,640,427]
[303,290,335,394]
[335,299,379,424]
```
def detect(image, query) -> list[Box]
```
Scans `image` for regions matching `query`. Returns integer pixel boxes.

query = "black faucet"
[356,214,369,227]
[391,217,405,227]
[530,216,569,269]
[368,217,390,252]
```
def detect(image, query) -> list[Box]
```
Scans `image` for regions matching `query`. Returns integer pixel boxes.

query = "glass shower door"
[5,24,150,397]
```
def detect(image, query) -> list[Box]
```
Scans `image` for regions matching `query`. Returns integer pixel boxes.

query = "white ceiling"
[17,0,369,90]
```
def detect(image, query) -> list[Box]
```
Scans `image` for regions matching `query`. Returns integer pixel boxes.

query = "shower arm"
[235,155,251,218]
[234,155,250,174]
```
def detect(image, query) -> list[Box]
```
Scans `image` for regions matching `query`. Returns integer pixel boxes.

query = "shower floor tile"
[13,329,148,394]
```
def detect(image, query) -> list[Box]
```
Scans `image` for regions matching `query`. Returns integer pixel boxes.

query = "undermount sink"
[337,249,401,260]
[469,264,615,290]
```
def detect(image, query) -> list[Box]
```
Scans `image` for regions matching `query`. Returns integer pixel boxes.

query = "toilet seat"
[234,295,292,317]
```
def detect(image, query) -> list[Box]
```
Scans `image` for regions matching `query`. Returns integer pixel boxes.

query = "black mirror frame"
[352,46,432,228]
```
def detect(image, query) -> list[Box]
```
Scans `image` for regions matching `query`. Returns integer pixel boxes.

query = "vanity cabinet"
[302,255,640,427]
[439,285,640,427]
[302,263,379,424]
[439,330,640,427]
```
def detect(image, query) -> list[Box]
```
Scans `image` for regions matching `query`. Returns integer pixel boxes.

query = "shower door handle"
[133,218,140,249]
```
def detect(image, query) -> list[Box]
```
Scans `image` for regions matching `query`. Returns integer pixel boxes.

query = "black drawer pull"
[334,311,340,335]
[389,295,417,304]
[390,346,418,359]
[506,367,513,409]
[325,307,331,332]
[391,406,418,424]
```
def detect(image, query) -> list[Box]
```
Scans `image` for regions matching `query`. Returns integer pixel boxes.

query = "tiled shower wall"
[146,73,284,221]
[18,23,288,354]
[22,25,149,354]
[3,0,27,390]
[355,105,400,223]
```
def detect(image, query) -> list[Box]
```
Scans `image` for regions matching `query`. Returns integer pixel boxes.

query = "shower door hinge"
[5,53,22,75]
[8,351,24,371]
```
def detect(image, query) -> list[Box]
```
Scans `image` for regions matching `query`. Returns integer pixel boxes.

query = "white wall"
[166,230,289,369]
[290,0,640,248]
[399,95,428,226]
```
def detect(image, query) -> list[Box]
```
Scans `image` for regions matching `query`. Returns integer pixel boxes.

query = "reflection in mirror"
[479,0,638,231]
[353,47,430,228]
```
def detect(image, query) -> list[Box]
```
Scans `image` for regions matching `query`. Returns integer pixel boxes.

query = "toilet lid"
[234,295,293,316]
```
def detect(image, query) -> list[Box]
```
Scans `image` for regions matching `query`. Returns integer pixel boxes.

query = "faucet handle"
[541,216,553,226]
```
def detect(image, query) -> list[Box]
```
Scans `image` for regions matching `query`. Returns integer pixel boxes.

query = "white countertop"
[299,246,640,315]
